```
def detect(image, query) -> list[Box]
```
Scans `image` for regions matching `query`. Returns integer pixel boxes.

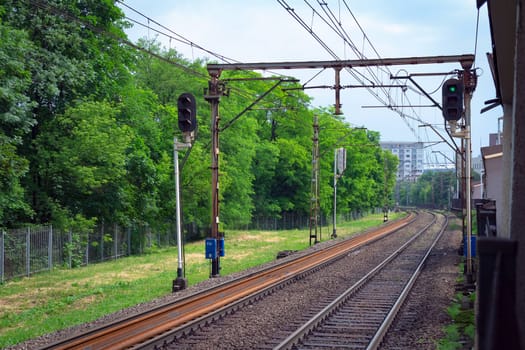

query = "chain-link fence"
[0,223,176,283]
[0,209,381,283]
[227,210,372,231]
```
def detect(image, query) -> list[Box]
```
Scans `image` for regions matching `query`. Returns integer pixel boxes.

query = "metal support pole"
[85,230,89,265]
[1,230,4,283]
[114,224,118,260]
[456,150,460,200]
[26,227,30,276]
[48,225,53,271]
[127,227,131,256]
[309,116,320,245]
[100,223,104,262]
[464,80,473,283]
[334,67,342,115]
[68,230,72,269]
[332,149,338,238]
[174,138,183,278]
[205,69,223,277]
[172,137,190,291]
[450,66,475,284]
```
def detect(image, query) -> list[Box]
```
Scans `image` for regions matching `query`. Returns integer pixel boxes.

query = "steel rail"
[137,213,417,349]
[367,213,449,350]
[273,211,444,350]
[40,213,415,350]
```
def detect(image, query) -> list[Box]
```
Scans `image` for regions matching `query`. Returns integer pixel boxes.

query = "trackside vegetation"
[0,213,401,348]
[0,1,398,242]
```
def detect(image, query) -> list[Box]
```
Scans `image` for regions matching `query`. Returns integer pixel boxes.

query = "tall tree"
[36,101,131,224]
[1,0,132,223]
[0,17,35,225]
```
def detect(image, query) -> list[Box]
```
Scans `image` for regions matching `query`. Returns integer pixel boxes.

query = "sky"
[118,0,501,166]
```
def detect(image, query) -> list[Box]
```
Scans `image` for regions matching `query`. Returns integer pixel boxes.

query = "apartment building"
[380,141,424,182]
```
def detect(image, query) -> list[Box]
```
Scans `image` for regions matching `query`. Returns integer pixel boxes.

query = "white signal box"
[336,148,346,175]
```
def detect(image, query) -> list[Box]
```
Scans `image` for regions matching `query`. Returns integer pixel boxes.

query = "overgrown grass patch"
[437,291,476,350]
[0,212,403,348]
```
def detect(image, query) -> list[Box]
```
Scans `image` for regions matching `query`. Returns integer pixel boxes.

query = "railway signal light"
[177,93,197,132]
[442,78,464,121]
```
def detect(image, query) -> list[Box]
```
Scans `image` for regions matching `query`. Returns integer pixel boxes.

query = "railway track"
[39,213,415,350]
[269,211,447,350]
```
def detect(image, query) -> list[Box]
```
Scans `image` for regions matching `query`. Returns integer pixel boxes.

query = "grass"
[436,291,476,350]
[436,215,476,350]
[0,212,403,348]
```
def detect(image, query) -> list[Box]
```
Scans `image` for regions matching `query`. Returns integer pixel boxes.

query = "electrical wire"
[116,0,241,65]
[308,1,399,105]
[277,0,341,59]
[278,0,393,109]
[319,0,398,96]
[278,0,462,152]
[28,0,210,81]
[28,0,297,157]
[117,0,299,112]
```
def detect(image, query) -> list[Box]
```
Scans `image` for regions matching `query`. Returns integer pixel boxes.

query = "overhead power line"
[277,0,461,145]
[116,0,240,65]
[28,0,209,81]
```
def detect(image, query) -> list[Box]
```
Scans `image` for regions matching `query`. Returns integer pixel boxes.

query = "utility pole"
[463,67,476,283]
[333,149,338,238]
[309,115,321,245]
[204,69,225,277]
[383,158,389,222]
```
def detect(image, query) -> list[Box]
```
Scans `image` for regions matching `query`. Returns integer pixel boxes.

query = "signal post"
[442,66,477,283]
[172,93,198,292]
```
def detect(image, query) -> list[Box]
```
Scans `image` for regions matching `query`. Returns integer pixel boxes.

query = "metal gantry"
[205,54,475,276]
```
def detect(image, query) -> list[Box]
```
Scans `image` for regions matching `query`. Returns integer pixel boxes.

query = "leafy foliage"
[0,3,399,241]
[398,170,456,208]
[0,19,36,225]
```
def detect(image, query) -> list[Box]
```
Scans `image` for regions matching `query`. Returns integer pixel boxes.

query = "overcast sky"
[119,0,500,165]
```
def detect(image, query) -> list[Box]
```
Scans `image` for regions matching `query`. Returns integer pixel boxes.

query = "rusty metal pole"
[334,67,342,115]
[309,116,320,245]
[332,149,338,238]
[460,138,466,245]
[205,69,222,277]
[463,67,476,283]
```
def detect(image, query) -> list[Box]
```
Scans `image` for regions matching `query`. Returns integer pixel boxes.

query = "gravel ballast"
[9,213,463,350]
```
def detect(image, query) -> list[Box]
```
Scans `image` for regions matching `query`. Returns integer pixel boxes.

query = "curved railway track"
[40,213,416,350]
[271,211,447,350]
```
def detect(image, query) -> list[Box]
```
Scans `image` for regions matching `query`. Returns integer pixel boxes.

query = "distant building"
[472,155,484,177]
[489,132,502,146]
[472,180,483,200]
[380,142,424,182]
[481,144,503,205]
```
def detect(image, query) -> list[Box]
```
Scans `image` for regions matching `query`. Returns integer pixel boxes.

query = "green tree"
[36,101,132,225]
[409,170,456,208]
[2,0,132,223]
[0,18,35,226]
[131,40,212,231]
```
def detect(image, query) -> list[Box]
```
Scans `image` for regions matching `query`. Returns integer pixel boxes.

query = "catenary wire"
[279,0,420,139]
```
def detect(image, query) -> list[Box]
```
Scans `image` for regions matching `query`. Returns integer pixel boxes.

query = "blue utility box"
[205,238,217,259]
[463,235,477,257]
[219,237,225,257]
